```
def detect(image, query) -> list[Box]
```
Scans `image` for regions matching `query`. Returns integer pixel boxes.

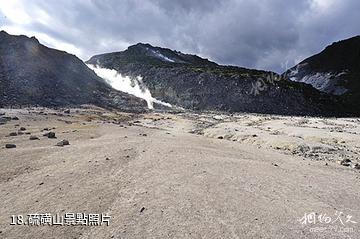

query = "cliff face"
[0,31,147,112]
[87,43,348,116]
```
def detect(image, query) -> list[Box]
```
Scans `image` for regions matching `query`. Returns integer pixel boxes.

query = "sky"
[0,0,359,73]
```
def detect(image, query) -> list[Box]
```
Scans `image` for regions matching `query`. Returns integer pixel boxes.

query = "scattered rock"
[56,140,70,147]
[337,159,352,167]
[352,164,360,170]
[12,116,19,120]
[5,144,16,149]
[292,144,311,154]
[272,163,279,167]
[64,109,70,114]
[9,132,17,136]
[140,207,145,213]
[29,136,40,140]
[0,118,7,125]
[17,131,24,135]
[19,127,26,131]
[213,115,225,120]
[44,132,56,138]
[1,116,12,121]
[217,136,224,139]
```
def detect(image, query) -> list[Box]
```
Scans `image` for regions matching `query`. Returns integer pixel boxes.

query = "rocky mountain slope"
[285,36,360,113]
[0,31,147,112]
[87,43,349,116]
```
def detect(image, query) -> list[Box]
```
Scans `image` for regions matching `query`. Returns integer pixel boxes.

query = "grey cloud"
[1,0,359,72]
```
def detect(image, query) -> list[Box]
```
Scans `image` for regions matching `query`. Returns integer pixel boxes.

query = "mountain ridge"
[0,31,147,112]
[1,31,358,116]
[285,35,360,113]
[87,42,350,116]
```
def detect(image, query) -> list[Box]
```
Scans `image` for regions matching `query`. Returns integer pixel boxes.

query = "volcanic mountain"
[285,36,360,113]
[87,43,349,116]
[0,31,147,112]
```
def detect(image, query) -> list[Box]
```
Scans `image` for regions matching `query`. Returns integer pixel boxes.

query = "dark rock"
[9,132,17,136]
[12,117,19,120]
[140,207,145,213]
[19,127,26,131]
[0,117,8,125]
[338,159,352,167]
[217,136,224,139]
[44,132,56,138]
[5,144,16,149]
[29,136,40,140]
[56,140,70,147]
[352,164,360,170]
[64,109,70,114]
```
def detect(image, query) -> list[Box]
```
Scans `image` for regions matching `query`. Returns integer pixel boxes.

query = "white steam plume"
[87,64,172,109]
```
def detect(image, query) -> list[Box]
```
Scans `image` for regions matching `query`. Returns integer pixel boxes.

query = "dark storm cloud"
[1,0,359,72]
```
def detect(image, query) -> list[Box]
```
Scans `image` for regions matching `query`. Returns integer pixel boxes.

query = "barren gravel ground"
[0,107,359,239]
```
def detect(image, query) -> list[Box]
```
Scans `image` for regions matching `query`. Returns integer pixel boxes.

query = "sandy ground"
[0,107,359,239]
